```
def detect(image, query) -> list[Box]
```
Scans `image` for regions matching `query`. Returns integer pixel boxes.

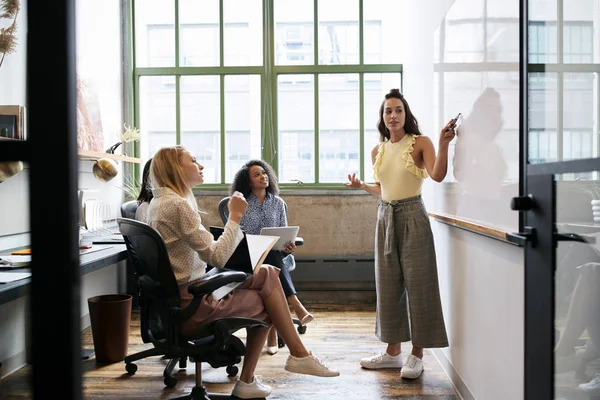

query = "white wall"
[432,223,524,400]
[400,1,526,399]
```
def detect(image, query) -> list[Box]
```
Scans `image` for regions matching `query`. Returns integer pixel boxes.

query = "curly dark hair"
[230,159,279,197]
[137,158,153,203]
[377,88,422,141]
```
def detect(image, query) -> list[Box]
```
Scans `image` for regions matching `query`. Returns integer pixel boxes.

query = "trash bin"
[88,294,132,363]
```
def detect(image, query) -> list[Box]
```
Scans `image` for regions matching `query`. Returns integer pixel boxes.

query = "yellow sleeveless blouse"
[372,134,428,202]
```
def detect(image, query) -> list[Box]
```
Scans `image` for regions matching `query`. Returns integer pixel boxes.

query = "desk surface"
[0,244,128,305]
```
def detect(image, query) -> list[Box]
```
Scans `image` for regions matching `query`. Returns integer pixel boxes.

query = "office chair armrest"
[187,270,248,297]
[295,236,304,246]
[176,270,248,323]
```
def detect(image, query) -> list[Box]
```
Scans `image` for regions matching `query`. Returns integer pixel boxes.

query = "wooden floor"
[0,304,459,399]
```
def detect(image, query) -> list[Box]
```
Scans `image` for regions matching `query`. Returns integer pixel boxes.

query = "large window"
[132,0,403,186]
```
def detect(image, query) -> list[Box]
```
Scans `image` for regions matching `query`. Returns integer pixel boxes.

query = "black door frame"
[520,0,600,395]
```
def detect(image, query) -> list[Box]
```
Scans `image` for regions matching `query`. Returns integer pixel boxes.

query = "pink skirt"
[178,265,280,338]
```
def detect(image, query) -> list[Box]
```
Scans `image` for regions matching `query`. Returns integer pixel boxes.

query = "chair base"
[170,385,266,400]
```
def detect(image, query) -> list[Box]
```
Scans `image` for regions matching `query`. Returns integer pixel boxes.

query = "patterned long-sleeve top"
[239,192,287,234]
[147,187,243,284]
[239,192,296,271]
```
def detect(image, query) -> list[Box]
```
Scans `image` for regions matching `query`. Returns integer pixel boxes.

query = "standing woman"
[345,89,454,379]
[230,160,314,355]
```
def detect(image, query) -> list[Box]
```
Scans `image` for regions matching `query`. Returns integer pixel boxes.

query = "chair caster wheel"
[298,325,307,334]
[226,365,239,376]
[125,363,138,374]
[164,375,178,388]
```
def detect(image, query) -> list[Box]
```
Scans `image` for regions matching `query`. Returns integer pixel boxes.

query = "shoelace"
[310,353,331,369]
[369,352,387,362]
[405,356,420,369]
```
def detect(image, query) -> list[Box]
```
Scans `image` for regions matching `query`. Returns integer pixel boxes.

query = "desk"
[0,245,128,305]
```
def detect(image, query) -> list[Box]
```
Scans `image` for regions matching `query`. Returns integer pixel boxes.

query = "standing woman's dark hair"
[377,89,422,141]
[230,159,279,197]
[137,158,153,203]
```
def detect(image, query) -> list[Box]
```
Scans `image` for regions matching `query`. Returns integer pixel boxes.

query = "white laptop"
[259,226,299,251]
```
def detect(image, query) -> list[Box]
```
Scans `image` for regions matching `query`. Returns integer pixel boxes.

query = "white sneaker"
[579,374,600,394]
[285,351,340,377]
[400,355,424,379]
[360,352,403,369]
[231,376,272,399]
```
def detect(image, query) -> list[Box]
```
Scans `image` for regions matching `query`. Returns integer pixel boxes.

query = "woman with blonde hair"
[147,146,339,399]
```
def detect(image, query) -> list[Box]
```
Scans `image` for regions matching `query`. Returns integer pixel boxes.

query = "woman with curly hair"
[231,159,314,355]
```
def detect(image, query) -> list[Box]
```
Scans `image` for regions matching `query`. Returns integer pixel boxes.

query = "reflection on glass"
[277,75,315,183]
[139,76,177,161]
[224,0,263,66]
[528,73,558,163]
[433,0,520,232]
[529,0,558,63]
[318,0,359,65]
[274,0,314,66]
[179,0,220,67]
[363,73,402,182]
[563,73,596,168]
[224,75,262,181]
[180,76,221,184]
[554,171,600,398]
[134,0,175,67]
[319,74,359,183]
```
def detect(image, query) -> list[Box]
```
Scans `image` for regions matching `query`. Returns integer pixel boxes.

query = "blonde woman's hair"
[150,146,192,199]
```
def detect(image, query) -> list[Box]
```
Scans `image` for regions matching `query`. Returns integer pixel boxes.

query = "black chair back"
[121,200,140,219]
[117,218,180,344]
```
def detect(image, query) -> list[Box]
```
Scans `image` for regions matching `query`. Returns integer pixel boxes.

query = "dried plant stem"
[0,14,18,68]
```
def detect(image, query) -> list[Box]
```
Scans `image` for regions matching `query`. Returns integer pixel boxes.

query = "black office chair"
[117,218,268,399]
[217,196,307,341]
[121,200,140,220]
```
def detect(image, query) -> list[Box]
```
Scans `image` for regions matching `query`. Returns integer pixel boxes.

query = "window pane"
[318,0,359,65]
[528,72,558,163]
[528,0,558,63]
[224,75,262,181]
[179,0,220,67]
[134,0,175,67]
[319,74,359,183]
[274,0,314,66]
[278,75,315,183]
[224,0,263,66]
[563,73,596,161]
[563,0,597,64]
[139,76,177,161]
[363,73,402,182]
[363,0,401,64]
[180,76,221,184]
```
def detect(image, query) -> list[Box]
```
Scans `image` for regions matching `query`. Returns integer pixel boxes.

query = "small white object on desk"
[0,255,31,267]
[0,272,32,283]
